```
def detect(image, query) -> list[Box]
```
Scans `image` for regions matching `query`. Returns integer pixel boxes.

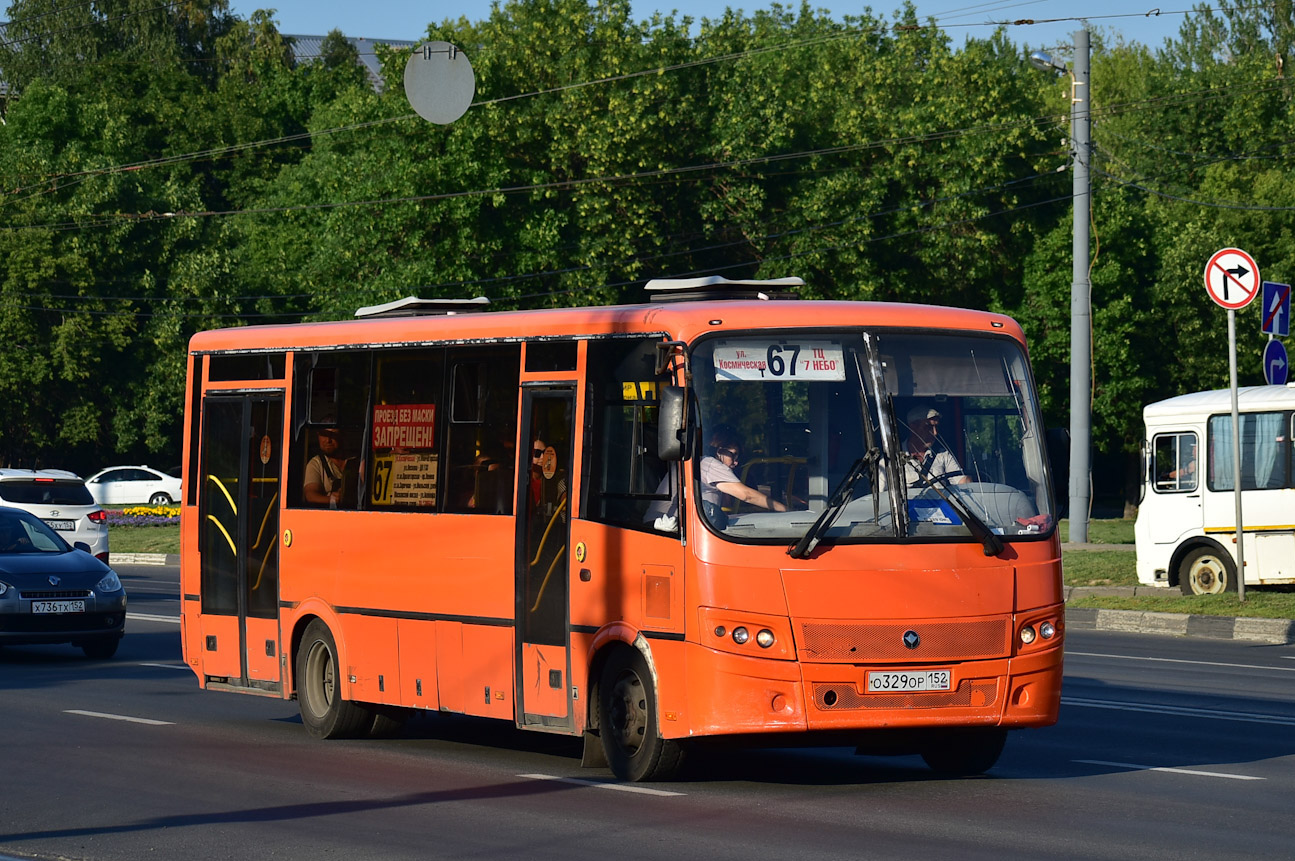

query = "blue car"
[0,507,126,658]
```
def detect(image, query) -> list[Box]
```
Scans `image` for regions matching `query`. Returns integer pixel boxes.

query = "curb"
[110,552,175,566]
[1065,586,1295,645]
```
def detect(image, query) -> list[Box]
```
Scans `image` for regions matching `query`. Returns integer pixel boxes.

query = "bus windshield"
[690,330,1054,545]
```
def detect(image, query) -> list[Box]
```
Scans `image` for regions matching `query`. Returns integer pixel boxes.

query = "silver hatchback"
[0,470,109,562]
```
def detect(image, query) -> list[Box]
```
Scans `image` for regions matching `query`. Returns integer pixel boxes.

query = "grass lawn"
[1059,518,1135,544]
[109,518,1295,620]
[110,523,180,554]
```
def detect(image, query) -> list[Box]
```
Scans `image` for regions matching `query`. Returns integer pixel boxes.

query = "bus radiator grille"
[812,679,998,710]
[798,619,1010,662]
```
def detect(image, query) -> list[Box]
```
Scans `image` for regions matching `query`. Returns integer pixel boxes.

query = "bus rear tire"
[598,648,685,782]
[297,620,369,739]
[919,728,1007,776]
[1179,546,1236,596]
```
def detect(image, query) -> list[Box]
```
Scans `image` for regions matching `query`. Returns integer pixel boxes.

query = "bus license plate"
[43,519,75,531]
[866,669,952,693]
[32,600,85,614]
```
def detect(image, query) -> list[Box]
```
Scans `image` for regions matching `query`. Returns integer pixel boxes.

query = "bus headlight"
[1040,622,1056,639]
[1020,625,1037,645]
[732,626,750,645]
[756,629,776,648]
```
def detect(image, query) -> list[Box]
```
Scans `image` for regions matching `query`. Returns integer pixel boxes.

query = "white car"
[85,466,183,506]
[0,469,109,562]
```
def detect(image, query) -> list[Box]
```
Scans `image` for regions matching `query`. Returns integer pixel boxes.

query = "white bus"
[1135,384,1295,594]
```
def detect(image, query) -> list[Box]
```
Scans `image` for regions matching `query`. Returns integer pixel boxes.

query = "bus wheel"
[598,649,685,782]
[1179,546,1236,596]
[297,620,369,739]
[920,728,1007,776]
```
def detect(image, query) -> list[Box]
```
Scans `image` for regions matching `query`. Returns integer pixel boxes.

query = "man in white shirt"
[898,404,968,488]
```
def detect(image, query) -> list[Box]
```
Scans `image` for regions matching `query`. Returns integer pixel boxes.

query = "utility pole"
[1030,30,1092,543]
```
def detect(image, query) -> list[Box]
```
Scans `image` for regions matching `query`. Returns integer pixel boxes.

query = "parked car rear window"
[0,480,95,506]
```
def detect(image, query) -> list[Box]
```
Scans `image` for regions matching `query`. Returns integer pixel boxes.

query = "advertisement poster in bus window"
[370,404,437,506]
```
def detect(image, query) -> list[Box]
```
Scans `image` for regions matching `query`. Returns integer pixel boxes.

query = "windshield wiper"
[905,462,1004,557]
[787,450,880,559]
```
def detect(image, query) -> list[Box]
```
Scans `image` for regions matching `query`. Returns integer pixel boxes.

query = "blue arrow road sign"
[1264,338,1289,385]
[1262,281,1291,336]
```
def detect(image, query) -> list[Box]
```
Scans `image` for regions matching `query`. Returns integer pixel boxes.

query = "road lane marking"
[127,612,180,624]
[519,774,684,796]
[139,662,190,671]
[65,710,174,726]
[1074,760,1264,781]
[1067,651,1295,674]
[1063,696,1295,726]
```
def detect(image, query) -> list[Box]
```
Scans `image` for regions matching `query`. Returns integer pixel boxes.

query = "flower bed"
[106,505,181,527]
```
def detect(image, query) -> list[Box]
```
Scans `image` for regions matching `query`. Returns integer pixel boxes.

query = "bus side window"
[585,339,671,531]
[290,351,372,509]
[443,347,521,514]
[1152,432,1197,492]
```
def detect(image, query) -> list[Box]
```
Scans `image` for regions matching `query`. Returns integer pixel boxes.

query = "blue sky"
[227,0,1194,54]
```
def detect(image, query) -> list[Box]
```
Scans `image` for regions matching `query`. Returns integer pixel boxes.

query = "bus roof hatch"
[354,296,492,318]
[644,276,804,303]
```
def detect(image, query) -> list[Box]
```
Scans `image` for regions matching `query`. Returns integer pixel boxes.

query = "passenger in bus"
[303,422,356,508]
[466,438,514,513]
[530,438,568,517]
[899,405,969,488]
[700,426,787,524]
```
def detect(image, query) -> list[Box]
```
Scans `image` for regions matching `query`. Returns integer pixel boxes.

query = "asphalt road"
[2,563,1293,861]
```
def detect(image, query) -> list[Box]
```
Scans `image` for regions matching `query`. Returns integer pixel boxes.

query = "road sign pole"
[1228,309,1247,602]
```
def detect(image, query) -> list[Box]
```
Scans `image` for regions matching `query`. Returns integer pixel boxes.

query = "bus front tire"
[1179,546,1236,596]
[919,728,1007,776]
[598,648,685,782]
[297,620,369,739]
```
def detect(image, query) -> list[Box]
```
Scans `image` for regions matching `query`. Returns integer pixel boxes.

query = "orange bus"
[179,277,1063,781]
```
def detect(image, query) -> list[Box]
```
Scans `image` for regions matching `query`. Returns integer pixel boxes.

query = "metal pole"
[1069,29,1092,543]
[1228,309,1247,601]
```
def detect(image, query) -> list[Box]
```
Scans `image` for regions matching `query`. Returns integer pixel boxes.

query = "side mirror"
[658,385,686,462]
[73,541,92,554]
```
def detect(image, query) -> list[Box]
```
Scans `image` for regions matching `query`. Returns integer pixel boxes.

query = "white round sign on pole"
[1203,247,1260,310]
[404,42,475,125]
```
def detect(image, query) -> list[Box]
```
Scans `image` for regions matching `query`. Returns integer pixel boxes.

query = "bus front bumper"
[676,641,1062,739]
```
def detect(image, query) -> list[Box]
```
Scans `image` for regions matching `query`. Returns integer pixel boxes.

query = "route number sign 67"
[713,339,846,381]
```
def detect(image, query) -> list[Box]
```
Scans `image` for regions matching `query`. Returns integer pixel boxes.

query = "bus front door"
[516,389,575,730]
[197,394,285,692]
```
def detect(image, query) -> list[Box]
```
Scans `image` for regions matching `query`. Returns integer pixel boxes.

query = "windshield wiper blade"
[787,451,878,559]
[907,465,1004,557]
